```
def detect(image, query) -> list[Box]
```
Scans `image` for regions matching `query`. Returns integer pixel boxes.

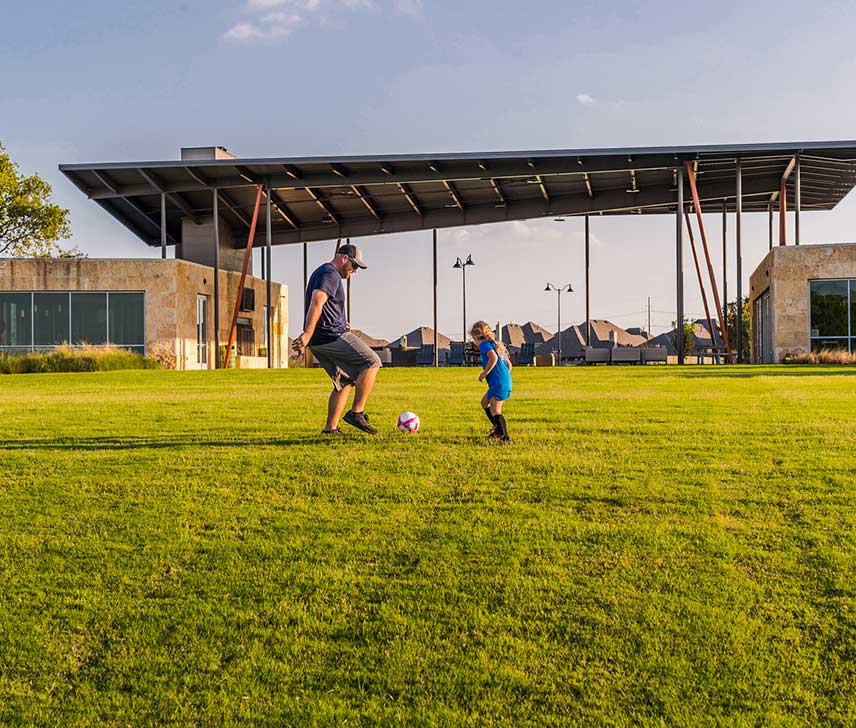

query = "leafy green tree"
[0,141,73,257]
[726,297,751,363]
[670,317,694,359]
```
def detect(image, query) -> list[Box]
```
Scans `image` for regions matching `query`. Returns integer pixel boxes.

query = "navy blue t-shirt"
[305,263,346,345]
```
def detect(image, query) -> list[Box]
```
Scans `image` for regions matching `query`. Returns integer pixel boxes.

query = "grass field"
[1,366,855,727]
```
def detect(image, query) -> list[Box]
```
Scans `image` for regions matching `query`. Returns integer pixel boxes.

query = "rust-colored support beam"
[684,208,716,360]
[779,176,787,245]
[223,184,264,370]
[685,162,732,362]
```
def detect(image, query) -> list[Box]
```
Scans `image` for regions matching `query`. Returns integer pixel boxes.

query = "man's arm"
[293,289,328,352]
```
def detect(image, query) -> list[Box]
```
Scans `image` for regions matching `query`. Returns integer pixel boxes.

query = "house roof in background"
[388,326,453,349]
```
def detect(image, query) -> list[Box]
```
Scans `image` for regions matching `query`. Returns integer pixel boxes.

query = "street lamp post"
[453,254,475,345]
[545,283,573,365]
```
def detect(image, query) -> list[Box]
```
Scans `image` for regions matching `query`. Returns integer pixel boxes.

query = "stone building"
[2,146,289,370]
[749,243,856,363]
[0,258,288,370]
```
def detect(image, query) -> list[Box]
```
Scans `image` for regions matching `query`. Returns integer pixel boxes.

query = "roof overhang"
[59,140,856,248]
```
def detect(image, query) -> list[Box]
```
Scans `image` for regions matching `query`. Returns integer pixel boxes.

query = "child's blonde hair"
[470,320,510,360]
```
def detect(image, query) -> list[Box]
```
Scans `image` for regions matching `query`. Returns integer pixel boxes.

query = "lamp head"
[453,257,462,269]
[545,284,554,292]
[465,254,475,266]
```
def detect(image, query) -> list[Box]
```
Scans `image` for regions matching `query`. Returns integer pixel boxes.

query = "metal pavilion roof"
[59,140,856,248]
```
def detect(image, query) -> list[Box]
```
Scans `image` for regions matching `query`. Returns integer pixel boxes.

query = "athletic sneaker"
[342,410,378,435]
[487,429,502,439]
[321,428,344,436]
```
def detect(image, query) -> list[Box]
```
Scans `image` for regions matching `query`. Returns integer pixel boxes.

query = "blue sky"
[3,0,856,340]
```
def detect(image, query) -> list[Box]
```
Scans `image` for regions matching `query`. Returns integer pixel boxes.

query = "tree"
[726,297,751,363]
[0,141,73,257]
[670,317,694,359]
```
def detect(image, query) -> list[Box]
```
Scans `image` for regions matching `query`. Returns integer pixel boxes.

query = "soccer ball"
[397,411,420,433]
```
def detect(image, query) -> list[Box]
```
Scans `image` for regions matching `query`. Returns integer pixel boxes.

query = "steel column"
[736,159,743,364]
[676,166,684,365]
[795,152,801,246]
[303,240,308,368]
[303,241,308,317]
[722,200,727,315]
[685,163,731,361]
[557,290,562,365]
[779,176,787,246]
[161,193,167,259]
[433,229,438,367]
[213,189,221,369]
[684,208,716,359]
[585,214,591,347]
[346,237,352,323]
[768,201,773,251]
[223,185,264,370]
[266,185,272,369]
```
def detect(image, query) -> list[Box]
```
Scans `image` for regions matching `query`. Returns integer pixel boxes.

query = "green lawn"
[1,366,855,727]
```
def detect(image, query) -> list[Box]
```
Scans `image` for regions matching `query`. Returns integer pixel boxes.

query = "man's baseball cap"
[338,243,367,269]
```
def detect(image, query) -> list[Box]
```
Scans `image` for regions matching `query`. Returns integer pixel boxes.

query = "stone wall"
[0,258,287,370]
[749,243,856,363]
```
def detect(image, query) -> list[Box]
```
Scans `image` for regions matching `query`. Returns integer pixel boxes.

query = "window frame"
[0,291,146,355]
[808,278,853,353]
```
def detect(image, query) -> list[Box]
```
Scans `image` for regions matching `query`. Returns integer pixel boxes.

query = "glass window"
[0,292,32,348]
[810,280,848,337]
[851,280,856,337]
[34,292,70,346]
[108,293,144,346]
[71,292,107,345]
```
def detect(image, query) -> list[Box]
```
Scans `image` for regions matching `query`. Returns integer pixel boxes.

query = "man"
[292,243,381,435]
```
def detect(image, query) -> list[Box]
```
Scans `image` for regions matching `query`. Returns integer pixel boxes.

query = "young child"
[470,321,513,443]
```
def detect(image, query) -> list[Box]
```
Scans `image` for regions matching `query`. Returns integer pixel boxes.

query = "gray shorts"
[309,331,382,391]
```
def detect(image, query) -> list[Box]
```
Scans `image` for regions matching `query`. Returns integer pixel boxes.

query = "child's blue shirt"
[479,340,513,393]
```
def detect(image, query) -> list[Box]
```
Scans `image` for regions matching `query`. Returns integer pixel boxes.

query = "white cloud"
[224,22,265,41]
[224,7,302,41]
[576,93,596,106]
[225,0,419,42]
[248,0,289,8]
[262,11,302,34]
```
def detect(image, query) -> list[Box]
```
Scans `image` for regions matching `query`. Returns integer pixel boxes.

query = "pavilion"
[58,141,856,365]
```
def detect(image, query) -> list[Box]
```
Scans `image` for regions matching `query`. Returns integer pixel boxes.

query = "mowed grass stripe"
[1,367,855,726]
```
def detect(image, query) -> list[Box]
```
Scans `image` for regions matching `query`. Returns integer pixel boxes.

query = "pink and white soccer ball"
[397,411,420,433]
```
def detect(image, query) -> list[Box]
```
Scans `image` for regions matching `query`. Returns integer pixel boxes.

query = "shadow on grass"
[0,433,512,452]
[0,435,336,451]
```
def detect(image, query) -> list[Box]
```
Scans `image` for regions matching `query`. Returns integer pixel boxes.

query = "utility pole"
[647,297,651,339]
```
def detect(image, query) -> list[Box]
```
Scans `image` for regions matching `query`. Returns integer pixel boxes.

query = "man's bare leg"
[351,365,379,413]
[326,385,352,431]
